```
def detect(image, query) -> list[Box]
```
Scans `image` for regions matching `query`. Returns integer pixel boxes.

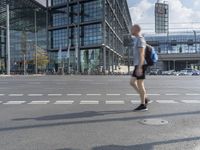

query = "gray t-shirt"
[133,36,146,66]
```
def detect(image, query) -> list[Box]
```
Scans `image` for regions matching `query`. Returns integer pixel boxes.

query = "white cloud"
[129,0,200,33]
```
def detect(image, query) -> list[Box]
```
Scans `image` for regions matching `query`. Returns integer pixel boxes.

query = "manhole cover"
[139,118,168,126]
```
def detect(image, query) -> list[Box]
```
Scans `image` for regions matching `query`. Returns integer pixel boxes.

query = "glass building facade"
[47,0,132,74]
[0,0,47,74]
[145,31,200,71]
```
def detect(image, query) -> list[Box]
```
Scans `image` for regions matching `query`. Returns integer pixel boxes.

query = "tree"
[33,46,49,71]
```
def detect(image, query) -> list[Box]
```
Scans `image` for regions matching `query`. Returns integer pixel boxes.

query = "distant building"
[155,0,169,34]
[47,0,132,74]
[145,31,200,71]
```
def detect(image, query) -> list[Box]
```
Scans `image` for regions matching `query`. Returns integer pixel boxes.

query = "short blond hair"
[132,24,141,32]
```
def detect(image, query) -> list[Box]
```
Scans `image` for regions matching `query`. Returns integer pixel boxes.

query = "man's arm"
[138,47,145,68]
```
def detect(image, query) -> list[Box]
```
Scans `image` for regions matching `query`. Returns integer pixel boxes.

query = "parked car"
[178,68,196,76]
[149,68,162,75]
[162,70,175,75]
[192,69,200,76]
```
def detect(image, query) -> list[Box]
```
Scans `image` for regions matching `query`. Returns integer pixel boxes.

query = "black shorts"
[132,65,148,80]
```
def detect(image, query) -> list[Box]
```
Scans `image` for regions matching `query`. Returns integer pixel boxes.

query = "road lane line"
[106,94,121,96]
[48,94,62,96]
[106,101,125,104]
[0,94,5,96]
[54,101,74,104]
[80,101,99,104]
[156,100,178,104]
[181,100,200,103]
[28,82,41,84]
[131,100,141,104]
[28,94,43,96]
[186,93,200,96]
[165,93,180,96]
[28,101,50,104]
[147,94,160,96]
[67,94,82,96]
[86,94,101,96]
[126,94,139,96]
[3,101,26,105]
[9,94,24,97]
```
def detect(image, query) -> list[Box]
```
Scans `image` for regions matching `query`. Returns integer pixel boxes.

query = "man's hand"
[136,66,143,76]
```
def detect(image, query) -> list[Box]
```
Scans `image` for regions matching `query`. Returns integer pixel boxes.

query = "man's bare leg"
[137,79,146,105]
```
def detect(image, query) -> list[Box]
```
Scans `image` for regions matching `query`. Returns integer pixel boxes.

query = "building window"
[51,29,68,49]
[51,7,68,27]
[51,0,67,6]
[80,24,102,46]
[81,0,103,22]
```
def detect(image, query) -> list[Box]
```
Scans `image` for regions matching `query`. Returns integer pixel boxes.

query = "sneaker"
[145,98,153,105]
[134,104,148,111]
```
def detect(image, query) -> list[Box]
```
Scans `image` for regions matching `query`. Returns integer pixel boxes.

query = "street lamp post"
[72,23,79,74]
[34,9,39,74]
[6,1,10,75]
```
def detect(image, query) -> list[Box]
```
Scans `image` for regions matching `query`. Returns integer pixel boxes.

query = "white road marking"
[3,101,26,105]
[131,100,141,104]
[28,94,43,96]
[126,94,139,96]
[67,94,82,96]
[48,94,62,96]
[106,94,121,96]
[156,100,178,104]
[28,101,50,104]
[54,101,74,104]
[181,100,200,103]
[165,93,180,96]
[186,93,200,96]
[0,101,2,104]
[147,94,160,96]
[80,79,93,82]
[9,94,24,97]
[80,101,99,104]
[86,94,101,96]
[28,82,41,84]
[0,94,5,96]
[105,101,125,104]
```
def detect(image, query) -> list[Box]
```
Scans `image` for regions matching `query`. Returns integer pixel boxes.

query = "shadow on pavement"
[13,110,132,121]
[0,110,198,132]
[92,136,200,150]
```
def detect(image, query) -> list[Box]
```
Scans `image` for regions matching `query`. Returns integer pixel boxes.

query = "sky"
[127,0,200,33]
[36,0,200,33]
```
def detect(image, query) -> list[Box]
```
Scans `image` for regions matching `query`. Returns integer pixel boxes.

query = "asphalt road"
[0,75,200,150]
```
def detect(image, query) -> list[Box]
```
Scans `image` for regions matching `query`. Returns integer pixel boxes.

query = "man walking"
[130,24,151,111]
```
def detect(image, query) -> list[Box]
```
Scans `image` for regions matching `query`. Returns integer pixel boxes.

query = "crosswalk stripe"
[3,101,26,104]
[80,101,99,104]
[165,93,180,96]
[48,94,62,96]
[147,94,160,96]
[67,94,82,96]
[181,100,200,103]
[105,101,125,104]
[106,94,121,96]
[131,100,141,104]
[28,94,43,96]
[156,100,178,103]
[54,101,74,104]
[9,94,24,97]
[126,94,139,96]
[28,101,50,104]
[86,94,101,96]
[186,93,200,96]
